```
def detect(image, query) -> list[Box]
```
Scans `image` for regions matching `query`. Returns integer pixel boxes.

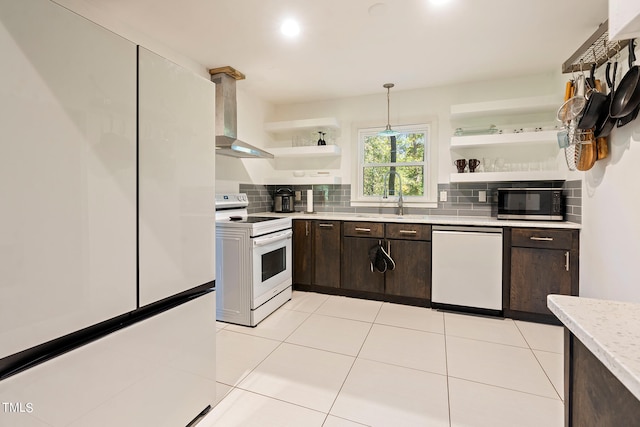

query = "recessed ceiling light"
[280,18,300,38]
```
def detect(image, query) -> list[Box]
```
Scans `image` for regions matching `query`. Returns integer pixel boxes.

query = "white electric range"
[215,193,292,326]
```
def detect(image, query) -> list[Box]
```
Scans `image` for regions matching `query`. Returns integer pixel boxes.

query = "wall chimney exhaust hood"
[209,66,273,159]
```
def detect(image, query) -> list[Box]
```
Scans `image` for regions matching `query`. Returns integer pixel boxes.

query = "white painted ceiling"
[78,0,607,105]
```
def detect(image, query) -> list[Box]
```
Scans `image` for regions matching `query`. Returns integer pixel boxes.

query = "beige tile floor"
[200,291,564,427]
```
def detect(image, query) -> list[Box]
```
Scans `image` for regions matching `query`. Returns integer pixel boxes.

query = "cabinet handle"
[319,223,334,228]
[399,230,418,235]
[354,227,371,232]
[565,251,570,272]
[530,236,554,241]
[305,221,309,237]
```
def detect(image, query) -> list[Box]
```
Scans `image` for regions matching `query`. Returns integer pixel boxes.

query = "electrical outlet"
[295,191,302,201]
[478,190,487,203]
[439,190,447,202]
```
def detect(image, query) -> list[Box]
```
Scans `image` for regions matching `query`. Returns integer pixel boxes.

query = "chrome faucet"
[382,171,403,216]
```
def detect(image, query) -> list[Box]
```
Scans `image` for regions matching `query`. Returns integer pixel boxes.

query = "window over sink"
[353,122,437,206]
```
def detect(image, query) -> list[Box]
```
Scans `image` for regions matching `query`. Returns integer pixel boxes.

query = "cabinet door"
[510,247,572,315]
[313,221,341,288]
[293,220,312,285]
[342,237,385,293]
[385,240,431,299]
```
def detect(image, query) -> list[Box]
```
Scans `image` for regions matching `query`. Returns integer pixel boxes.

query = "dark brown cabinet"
[506,228,579,322]
[341,222,431,303]
[313,221,341,287]
[342,222,385,294]
[566,332,640,426]
[293,220,312,286]
[292,219,341,288]
[293,218,578,320]
[385,223,431,300]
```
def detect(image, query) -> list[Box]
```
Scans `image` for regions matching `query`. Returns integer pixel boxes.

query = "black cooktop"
[227,216,281,224]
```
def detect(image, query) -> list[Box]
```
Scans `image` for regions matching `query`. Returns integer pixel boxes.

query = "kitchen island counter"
[548,295,640,401]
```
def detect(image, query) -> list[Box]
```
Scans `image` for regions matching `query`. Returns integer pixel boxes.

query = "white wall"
[577,42,640,303]
[49,1,570,195]
[580,119,640,302]
[262,71,567,186]
[52,0,207,78]
[53,0,640,306]
[52,0,277,195]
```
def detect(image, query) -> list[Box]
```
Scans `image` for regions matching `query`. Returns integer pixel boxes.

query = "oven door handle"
[253,230,293,247]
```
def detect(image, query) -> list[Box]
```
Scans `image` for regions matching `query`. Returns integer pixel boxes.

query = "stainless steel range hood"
[209,66,273,159]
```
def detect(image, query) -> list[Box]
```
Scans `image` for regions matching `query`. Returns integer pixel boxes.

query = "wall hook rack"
[562,20,631,74]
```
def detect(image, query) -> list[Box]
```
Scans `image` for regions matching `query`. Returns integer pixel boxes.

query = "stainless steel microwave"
[497,188,564,221]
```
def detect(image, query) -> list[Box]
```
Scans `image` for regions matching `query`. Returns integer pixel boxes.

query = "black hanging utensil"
[369,243,387,273]
[596,60,618,138]
[617,104,640,127]
[610,39,640,120]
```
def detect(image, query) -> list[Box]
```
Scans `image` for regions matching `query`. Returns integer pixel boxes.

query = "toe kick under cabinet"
[505,227,579,324]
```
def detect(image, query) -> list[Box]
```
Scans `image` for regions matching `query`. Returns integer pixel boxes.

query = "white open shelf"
[268,145,341,158]
[264,117,340,134]
[448,95,566,183]
[450,95,561,120]
[263,175,342,185]
[450,130,558,148]
[450,170,567,183]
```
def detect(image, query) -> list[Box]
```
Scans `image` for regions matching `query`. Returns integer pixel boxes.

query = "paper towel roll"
[306,189,314,213]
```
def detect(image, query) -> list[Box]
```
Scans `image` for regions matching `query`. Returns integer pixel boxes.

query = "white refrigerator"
[0,2,217,425]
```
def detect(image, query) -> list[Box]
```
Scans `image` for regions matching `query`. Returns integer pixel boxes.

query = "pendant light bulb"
[378,83,401,137]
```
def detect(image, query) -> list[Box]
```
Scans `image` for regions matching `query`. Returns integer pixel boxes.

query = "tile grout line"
[513,321,564,401]
[320,300,384,427]
[529,350,564,401]
[226,387,329,418]
[284,292,366,426]
[217,293,329,418]
[446,375,564,402]
[212,292,564,424]
[446,332,544,351]
[443,312,453,427]
[213,306,312,411]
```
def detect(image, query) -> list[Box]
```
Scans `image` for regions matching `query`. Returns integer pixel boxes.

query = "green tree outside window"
[361,129,427,197]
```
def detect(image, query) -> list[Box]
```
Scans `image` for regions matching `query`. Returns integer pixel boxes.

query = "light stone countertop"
[252,211,581,229]
[547,295,640,401]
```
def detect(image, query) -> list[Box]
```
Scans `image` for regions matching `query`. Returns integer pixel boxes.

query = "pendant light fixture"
[378,83,401,137]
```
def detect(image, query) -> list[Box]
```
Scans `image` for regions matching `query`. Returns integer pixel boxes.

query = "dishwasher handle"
[432,225,503,234]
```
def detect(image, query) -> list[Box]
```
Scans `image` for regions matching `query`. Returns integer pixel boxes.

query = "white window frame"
[351,119,438,208]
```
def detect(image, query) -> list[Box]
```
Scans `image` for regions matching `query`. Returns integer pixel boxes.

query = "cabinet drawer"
[511,228,573,250]
[343,221,384,238]
[385,223,431,241]
[314,220,341,231]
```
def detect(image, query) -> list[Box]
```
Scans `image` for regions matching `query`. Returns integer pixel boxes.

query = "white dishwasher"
[431,226,503,311]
